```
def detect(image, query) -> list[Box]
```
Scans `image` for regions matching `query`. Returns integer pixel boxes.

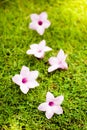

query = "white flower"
[29,12,51,35]
[12,66,39,94]
[38,92,64,119]
[26,40,52,59]
[48,49,68,72]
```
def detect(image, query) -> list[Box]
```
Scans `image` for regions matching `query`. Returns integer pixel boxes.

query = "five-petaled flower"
[29,12,51,35]
[48,49,68,72]
[38,92,64,119]
[12,66,39,94]
[26,40,52,59]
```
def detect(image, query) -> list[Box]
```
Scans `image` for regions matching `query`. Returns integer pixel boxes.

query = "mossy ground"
[0,0,87,130]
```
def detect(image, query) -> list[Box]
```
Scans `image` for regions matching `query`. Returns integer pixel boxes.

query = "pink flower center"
[48,101,54,106]
[58,61,62,64]
[22,78,27,84]
[38,21,43,25]
[38,50,42,53]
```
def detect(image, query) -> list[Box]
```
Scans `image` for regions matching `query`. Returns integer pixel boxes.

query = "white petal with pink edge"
[28,81,39,88]
[29,71,39,80]
[26,49,35,55]
[53,106,63,114]
[45,109,54,119]
[40,12,48,20]
[30,44,38,50]
[30,14,39,21]
[37,26,45,35]
[48,57,58,65]
[46,92,54,102]
[38,103,48,111]
[20,85,29,94]
[54,95,64,105]
[12,74,22,86]
[48,65,58,72]
[20,66,30,76]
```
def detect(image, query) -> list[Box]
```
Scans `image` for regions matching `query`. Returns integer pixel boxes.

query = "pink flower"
[26,40,52,59]
[38,92,64,119]
[48,49,68,72]
[29,12,51,35]
[12,66,39,94]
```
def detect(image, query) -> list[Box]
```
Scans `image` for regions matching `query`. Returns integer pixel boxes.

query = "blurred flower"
[48,49,68,72]
[29,12,51,35]
[26,40,52,59]
[38,92,64,119]
[12,66,39,94]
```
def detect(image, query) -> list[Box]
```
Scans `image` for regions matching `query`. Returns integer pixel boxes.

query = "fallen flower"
[38,92,64,119]
[12,66,39,94]
[29,12,51,35]
[48,49,68,72]
[26,40,52,59]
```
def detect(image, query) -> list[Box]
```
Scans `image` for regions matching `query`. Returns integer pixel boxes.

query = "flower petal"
[30,14,39,21]
[20,85,29,94]
[40,12,48,20]
[37,26,45,35]
[20,66,30,76]
[46,92,54,102]
[38,102,48,111]
[45,109,54,119]
[64,62,68,69]
[57,49,67,61]
[30,44,38,50]
[12,74,22,86]
[44,46,52,52]
[48,65,58,72]
[26,49,35,55]
[34,51,44,58]
[57,49,64,58]
[54,95,64,105]
[58,61,68,69]
[29,22,38,30]
[29,71,39,80]
[61,62,68,69]
[49,57,58,65]
[43,20,51,28]
[39,40,46,48]
[53,106,63,115]
[28,81,39,88]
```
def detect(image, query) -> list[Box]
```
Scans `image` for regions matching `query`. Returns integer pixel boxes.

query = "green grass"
[0,0,87,129]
